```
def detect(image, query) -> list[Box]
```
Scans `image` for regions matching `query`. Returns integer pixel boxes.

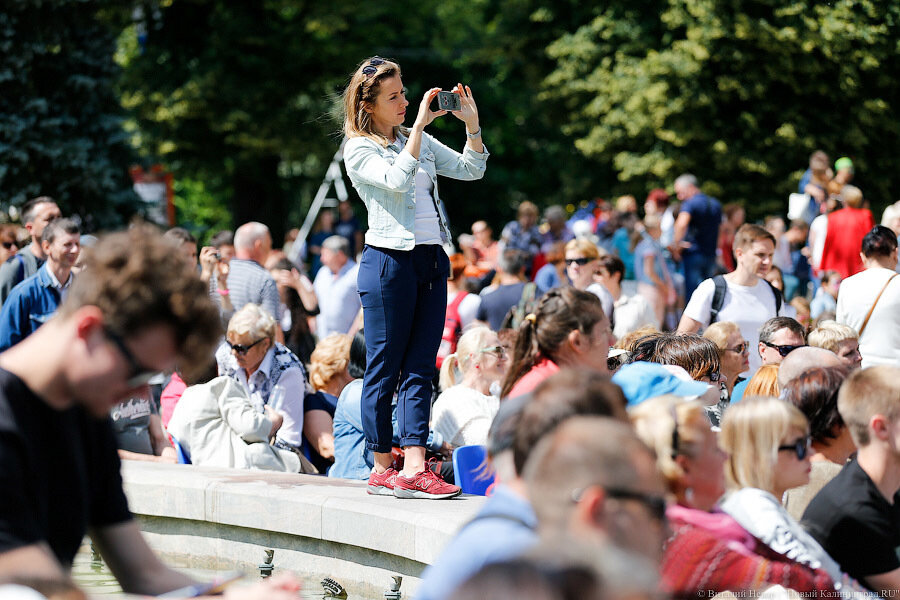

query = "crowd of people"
[2,56,900,600]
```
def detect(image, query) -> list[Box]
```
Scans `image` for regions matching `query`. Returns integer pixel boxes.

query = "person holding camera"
[342,56,488,499]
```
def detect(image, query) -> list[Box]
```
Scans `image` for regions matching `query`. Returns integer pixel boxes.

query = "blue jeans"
[358,244,448,452]
[682,251,716,300]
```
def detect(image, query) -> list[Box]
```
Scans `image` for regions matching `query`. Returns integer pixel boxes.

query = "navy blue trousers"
[358,244,449,452]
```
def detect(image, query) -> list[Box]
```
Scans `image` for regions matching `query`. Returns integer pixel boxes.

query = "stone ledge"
[120,461,485,596]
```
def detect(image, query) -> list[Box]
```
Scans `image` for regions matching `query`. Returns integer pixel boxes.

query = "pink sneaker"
[393,468,461,499]
[367,467,398,496]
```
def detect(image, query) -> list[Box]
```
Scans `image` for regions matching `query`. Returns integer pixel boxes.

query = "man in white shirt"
[313,235,361,338]
[836,225,900,368]
[678,224,785,374]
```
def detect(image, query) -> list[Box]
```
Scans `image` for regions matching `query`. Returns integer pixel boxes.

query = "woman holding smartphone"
[342,56,488,499]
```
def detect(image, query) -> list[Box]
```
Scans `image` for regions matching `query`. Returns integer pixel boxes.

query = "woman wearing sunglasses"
[718,396,869,596]
[431,326,507,447]
[215,303,311,468]
[631,395,835,596]
[564,238,614,322]
[342,56,488,499]
[703,321,749,398]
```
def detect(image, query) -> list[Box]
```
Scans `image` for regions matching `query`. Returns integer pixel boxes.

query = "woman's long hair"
[342,56,405,147]
[500,287,605,398]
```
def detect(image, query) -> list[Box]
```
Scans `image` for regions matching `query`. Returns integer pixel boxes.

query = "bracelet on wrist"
[217,288,230,296]
[466,126,482,139]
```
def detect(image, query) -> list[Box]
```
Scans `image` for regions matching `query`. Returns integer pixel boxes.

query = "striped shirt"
[211,258,282,322]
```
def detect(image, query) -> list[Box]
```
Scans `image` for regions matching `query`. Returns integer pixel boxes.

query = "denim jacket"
[0,264,64,351]
[343,131,489,251]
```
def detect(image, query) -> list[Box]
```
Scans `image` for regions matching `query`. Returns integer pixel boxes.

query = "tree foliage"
[544,0,900,218]
[0,0,140,229]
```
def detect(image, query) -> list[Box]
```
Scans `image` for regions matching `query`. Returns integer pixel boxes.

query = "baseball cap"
[612,361,712,407]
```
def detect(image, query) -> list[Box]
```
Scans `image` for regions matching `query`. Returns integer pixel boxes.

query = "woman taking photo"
[342,56,488,499]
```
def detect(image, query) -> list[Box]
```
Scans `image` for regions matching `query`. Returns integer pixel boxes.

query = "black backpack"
[709,274,782,323]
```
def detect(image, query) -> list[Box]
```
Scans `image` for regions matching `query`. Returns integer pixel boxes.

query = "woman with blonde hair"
[342,55,487,498]
[631,395,834,596]
[743,364,780,398]
[718,397,867,596]
[703,321,749,396]
[303,334,353,472]
[564,238,614,321]
[431,326,507,447]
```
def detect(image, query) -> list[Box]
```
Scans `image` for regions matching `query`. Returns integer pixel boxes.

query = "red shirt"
[508,357,560,398]
[820,207,875,279]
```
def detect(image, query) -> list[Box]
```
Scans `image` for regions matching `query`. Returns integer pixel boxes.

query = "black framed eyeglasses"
[762,340,806,358]
[565,257,592,266]
[104,327,159,388]
[725,341,749,354]
[227,338,267,356]
[572,486,667,522]
[778,436,811,460]
[361,57,386,77]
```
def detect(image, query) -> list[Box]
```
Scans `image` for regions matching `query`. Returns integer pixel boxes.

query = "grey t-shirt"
[110,395,156,455]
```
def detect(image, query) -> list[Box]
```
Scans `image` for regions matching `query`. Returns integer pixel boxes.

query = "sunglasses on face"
[478,345,507,358]
[572,486,668,523]
[778,436,811,460]
[227,338,267,356]
[565,257,592,266]
[361,57,386,77]
[762,340,807,358]
[1,241,16,250]
[104,327,159,388]
[725,341,749,354]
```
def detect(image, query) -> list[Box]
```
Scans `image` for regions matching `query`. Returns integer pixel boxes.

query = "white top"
[414,168,442,245]
[167,376,300,473]
[454,293,482,331]
[612,293,659,339]
[809,214,828,270]
[312,259,361,338]
[431,384,500,447]
[684,277,785,374]
[836,267,900,368]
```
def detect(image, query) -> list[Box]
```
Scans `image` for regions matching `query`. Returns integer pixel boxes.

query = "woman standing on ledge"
[342,56,488,499]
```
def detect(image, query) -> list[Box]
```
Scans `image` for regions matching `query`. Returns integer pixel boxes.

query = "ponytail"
[439,353,461,390]
[500,317,541,398]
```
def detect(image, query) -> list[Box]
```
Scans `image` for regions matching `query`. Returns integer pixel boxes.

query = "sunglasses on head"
[361,57,385,77]
[778,436,811,460]
[227,338,267,356]
[565,257,592,266]
[762,340,806,358]
[478,345,507,358]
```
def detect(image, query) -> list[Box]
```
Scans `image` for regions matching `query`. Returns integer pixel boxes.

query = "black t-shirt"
[477,283,528,332]
[801,458,900,585]
[0,368,131,567]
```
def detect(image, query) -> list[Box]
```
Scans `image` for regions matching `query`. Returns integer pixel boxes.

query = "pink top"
[160,372,187,428]
[508,357,560,398]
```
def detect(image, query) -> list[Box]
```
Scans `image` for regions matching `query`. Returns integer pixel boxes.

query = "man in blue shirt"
[0,218,80,351]
[670,173,722,298]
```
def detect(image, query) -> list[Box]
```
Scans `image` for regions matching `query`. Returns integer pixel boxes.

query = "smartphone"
[436,91,461,112]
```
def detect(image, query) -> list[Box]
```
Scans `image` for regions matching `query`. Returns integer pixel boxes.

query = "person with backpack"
[0,197,61,306]
[476,249,536,332]
[436,254,481,369]
[678,224,787,374]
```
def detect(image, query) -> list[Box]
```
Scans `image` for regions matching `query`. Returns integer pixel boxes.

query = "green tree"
[0,0,140,228]
[544,0,900,219]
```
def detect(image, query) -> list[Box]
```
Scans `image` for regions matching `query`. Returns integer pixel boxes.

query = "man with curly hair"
[0,227,237,595]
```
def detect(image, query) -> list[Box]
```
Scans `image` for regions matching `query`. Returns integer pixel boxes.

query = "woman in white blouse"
[432,326,508,447]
